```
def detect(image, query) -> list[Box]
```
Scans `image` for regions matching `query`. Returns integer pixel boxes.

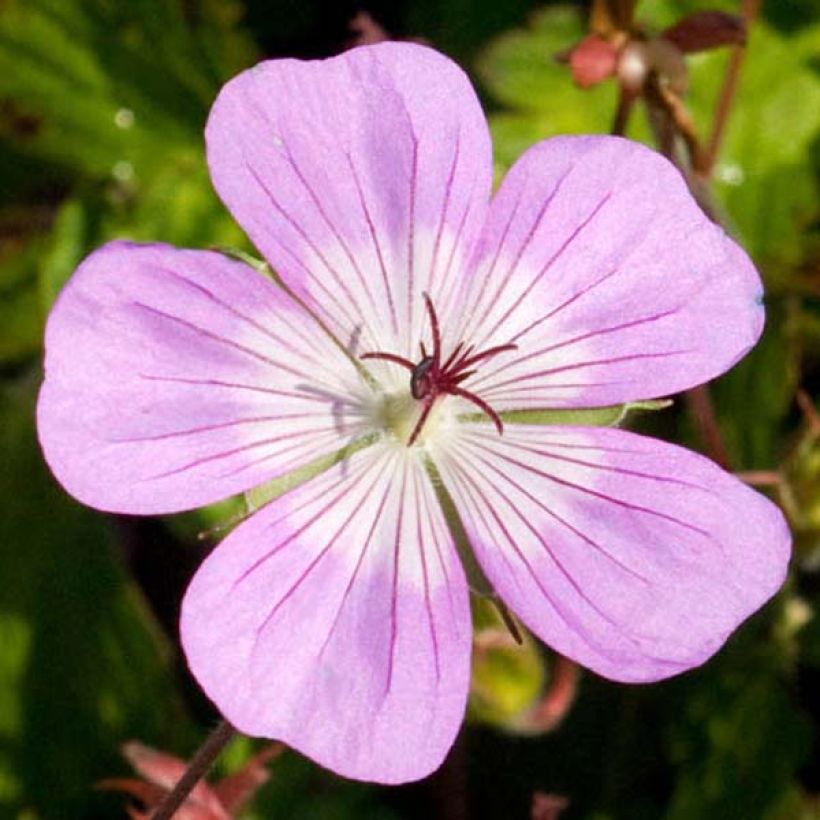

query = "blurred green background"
[1,0,819,817]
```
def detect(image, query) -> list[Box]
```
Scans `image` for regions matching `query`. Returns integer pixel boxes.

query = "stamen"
[458,342,518,370]
[449,386,504,435]
[406,398,435,447]
[441,341,465,372]
[360,351,416,371]
[360,295,515,445]
[422,292,441,367]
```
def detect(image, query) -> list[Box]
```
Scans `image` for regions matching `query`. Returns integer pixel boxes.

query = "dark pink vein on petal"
[459,446,650,583]
[412,465,441,681]
[491,433,645,455]
[110,412,333,443]
[481,350,692,397]
[448,455,643,641]
[470,309,679,391]
[280,144,381,318]
[418,469,457,624]
[497,437,714,495]
[317,466,396,660]
[243,160,369,338]
[385,460,408,697]
[427,130,461,297]
[235,449,391,589]
[129,302,309,379]
[155,266,315,364]
[460,188,524,341]
[218,428,347,479]
[253,454,395,641]
[440,453,528,592]
[345,151,398,336]
[465,435,711,539]
[478,190,612,349]
[138,374,331,403]
[445,456,607,634]
[406,136,419,348]
[506,266,622,345]
[142,424,341,482]
[436,174,479,325]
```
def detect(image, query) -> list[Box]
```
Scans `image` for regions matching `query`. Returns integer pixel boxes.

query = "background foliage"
[0,0,818,817]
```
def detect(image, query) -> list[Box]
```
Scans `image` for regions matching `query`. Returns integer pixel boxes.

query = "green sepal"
[468,596,546,729]
[460,398,673,429]
[210,246,270,275]
[245,433,378,513]
[423,455,494,596]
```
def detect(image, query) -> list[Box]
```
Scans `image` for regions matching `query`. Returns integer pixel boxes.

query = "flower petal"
[456,136,764,410]
[205,43,491,364]
[433,424,789,682]
[181,443,471,783]
[37,242,369,514]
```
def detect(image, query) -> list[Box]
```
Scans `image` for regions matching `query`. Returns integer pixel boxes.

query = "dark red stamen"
[361,293,516,446]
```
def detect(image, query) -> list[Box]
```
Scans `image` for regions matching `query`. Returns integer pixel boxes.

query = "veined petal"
[456,136,763,410]
[37,242,369,514]
[433,424,789,682]
[205,42,491,368]
[181,442,471,783]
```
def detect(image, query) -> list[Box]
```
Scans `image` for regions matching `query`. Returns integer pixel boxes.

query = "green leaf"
[664,663,811,820]
[0,374,195,815]
[0,241,42,364]
[0,0,258,179]
[712,300,798,468]
[684,21,820,263]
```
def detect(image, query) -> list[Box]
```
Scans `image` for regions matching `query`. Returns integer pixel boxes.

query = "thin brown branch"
[700,0,761,176]
[611,89,636,136]
[736,470,783,487]
[685,386,732,470]
[151,721,236,820]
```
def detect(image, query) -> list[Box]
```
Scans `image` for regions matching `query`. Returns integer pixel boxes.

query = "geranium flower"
[37,43,789,784]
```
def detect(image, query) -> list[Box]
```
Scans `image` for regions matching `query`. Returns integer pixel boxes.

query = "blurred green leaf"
[0,0,257,180]
[664,660,811,820]
[0,241,43,364]
[0,375,195,816]
[468,597,546,728]
[712,300,799,468]
[476,5,617,173]
[685,21,820,265]
[479,5,820,265]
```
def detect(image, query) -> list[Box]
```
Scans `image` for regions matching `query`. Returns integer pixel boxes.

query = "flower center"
[361,294,516,446]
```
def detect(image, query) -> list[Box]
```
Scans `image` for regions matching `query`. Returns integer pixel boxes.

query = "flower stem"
[151,721,235,820]
[700,0,761,177]
[611,89,635,136]
[684,385,731,470]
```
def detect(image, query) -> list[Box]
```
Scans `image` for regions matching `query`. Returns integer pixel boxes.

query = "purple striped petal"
[455,136,763,410]
[434,424,789,682]
[181,443,471,783]
[37,242,369,514]
[205,42,491,367]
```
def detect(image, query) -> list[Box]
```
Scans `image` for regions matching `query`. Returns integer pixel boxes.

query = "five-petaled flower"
[37,43,789,784]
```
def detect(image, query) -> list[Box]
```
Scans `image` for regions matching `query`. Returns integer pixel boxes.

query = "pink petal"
[181,443,471,783]
[434,424,789,682]
[455,136,764,410]
[205,43,491,365]
[37,242,368,514]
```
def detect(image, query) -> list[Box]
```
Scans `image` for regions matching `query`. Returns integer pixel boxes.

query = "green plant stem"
[151,721,235,820]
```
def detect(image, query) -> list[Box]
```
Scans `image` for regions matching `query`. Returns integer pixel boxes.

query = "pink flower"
[37,43,789,784]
